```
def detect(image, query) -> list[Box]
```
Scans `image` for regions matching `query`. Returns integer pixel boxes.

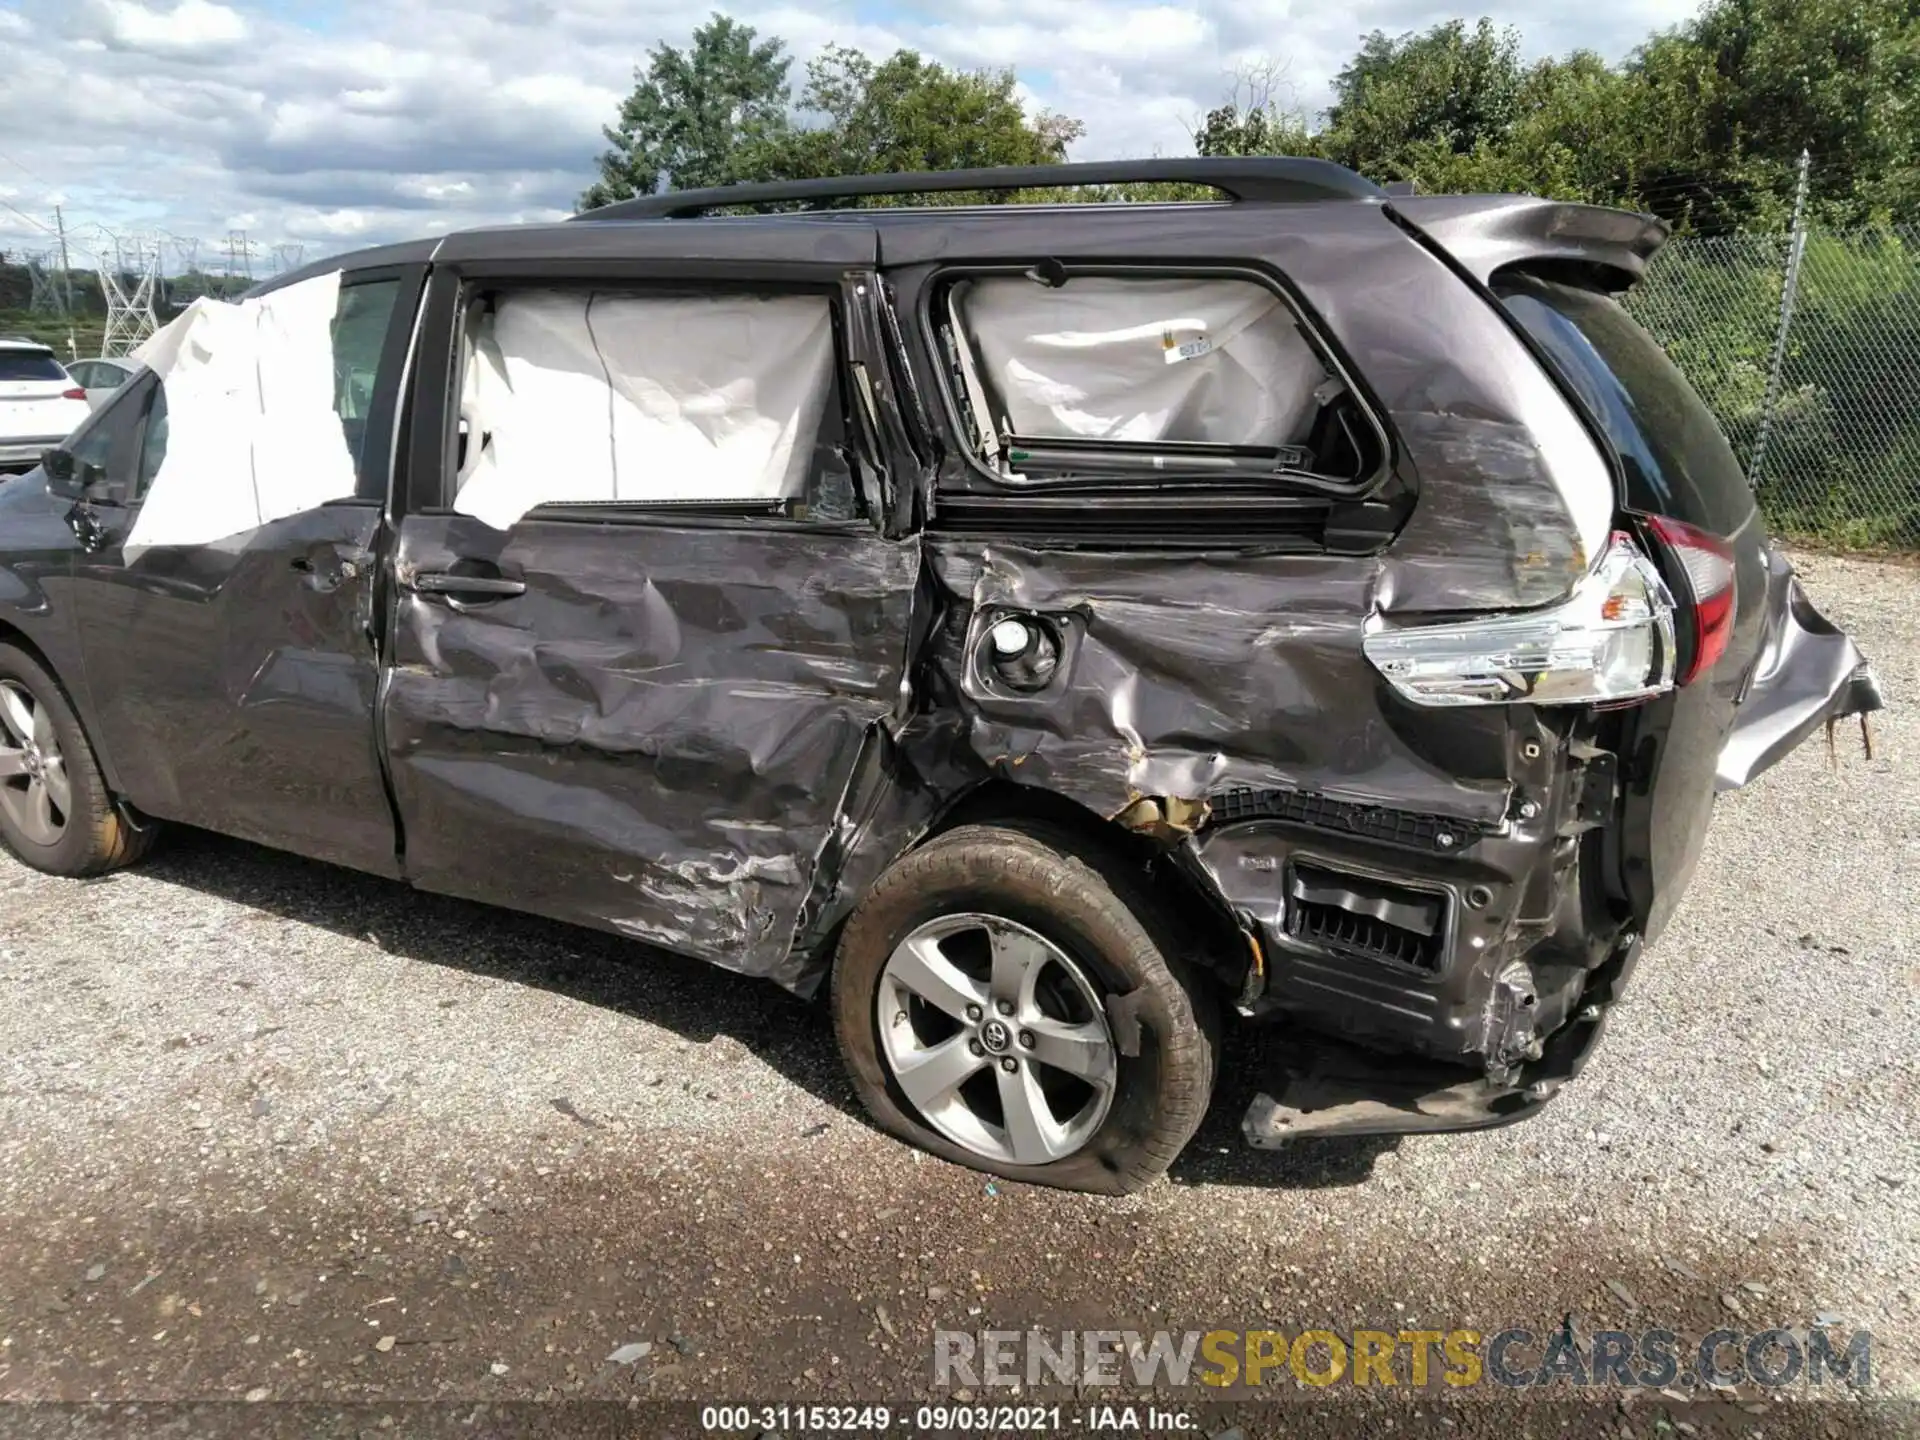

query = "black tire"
[832,821,1219,1195]
[0,642,156,877]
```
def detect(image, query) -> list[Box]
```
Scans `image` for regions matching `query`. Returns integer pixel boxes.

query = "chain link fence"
[1628,225,1920,547]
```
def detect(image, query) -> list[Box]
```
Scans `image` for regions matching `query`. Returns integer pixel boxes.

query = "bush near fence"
[1629,226,1920,548]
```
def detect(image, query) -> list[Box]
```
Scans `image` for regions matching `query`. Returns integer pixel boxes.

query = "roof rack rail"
[572,157,1383,221]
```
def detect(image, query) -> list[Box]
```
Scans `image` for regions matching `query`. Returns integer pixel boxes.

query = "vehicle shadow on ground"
[1166,1025,1401,1189]
[126,826,1391,1192]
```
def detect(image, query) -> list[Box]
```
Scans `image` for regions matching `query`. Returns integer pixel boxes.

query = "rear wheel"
[832,822,1218,1194]
[0,644,155,876]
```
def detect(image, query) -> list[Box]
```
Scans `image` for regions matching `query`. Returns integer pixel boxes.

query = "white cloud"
[96,0,247,54]
[0,0,1707,272]
[288,208,375,238]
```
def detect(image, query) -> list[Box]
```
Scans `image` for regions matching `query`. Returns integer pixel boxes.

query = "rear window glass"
[1495,273,1754,536]
[0,351,68,382]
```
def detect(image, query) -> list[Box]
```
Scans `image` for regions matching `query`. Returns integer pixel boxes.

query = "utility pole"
[1749,148,1812,490]
[52,204,74,315]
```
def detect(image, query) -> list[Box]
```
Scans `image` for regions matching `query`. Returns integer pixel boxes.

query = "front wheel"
[831,822,1218,1195]
[0,643,156,876]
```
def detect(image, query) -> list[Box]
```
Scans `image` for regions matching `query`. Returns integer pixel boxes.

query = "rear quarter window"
[929,269,1383,493]
[1495,273,1756,538]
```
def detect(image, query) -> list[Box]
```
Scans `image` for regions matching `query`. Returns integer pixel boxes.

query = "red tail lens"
[1646,515,1735,684]
[61,387,86,401]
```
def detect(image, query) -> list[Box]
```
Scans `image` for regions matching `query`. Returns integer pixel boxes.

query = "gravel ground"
[0,551,1914,1437]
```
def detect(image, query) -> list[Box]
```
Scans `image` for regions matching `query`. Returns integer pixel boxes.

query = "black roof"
[250,160,1668,295]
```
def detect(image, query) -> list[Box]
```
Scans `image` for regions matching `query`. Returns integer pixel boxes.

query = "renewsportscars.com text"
[933,1326,1872,1390]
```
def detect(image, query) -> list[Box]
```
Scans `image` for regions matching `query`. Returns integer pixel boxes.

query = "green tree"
[1317,19,1526,182]
[1624,0,1920,229]
[583,18,1084,210]
[582,14,793,209]
[756,45,1082,185]
[1192,63,1317,159]
[1203,3,1917,231]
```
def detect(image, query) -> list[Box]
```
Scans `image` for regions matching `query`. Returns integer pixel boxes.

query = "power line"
[0,145,63,193]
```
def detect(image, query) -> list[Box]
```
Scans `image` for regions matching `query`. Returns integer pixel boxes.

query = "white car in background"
[0,339,91,472]
[64,356,139,410]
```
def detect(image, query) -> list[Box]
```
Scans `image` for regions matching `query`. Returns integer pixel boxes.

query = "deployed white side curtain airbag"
[957,275,1326,448]
[127,270,357,552]
[452,291,836,530]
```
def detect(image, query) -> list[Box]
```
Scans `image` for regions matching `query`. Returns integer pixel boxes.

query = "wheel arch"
[824,784,1228,1194]
[0,615,58,681]
[0,616,127,799]
[881,779,1251,997]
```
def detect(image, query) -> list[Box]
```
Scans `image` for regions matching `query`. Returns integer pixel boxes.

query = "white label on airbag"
[1164,333,1213,364]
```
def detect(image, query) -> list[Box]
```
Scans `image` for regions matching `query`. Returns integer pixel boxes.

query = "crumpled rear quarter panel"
[920,539,1515,826]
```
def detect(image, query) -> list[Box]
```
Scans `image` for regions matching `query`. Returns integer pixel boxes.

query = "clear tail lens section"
[1364,534,1677,707]
[1645,514,1736,684]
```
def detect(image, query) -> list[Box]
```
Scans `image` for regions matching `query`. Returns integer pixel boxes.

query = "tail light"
[1364,533,1677,707]
[1645,515,1736,684]
[61,387,87,401]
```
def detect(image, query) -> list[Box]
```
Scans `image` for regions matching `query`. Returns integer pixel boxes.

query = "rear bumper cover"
[1241,930,1642,1145]
[1716,547,1883,791]
[1228,547,1880,1147]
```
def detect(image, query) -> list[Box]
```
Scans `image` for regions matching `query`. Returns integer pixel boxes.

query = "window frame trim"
[129,372,166,503]
[335,262,427,509]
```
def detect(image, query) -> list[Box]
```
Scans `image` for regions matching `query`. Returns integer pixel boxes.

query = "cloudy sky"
[0,0,1701,274]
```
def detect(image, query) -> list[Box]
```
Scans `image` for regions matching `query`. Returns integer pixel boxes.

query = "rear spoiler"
[1387,195,1670,292]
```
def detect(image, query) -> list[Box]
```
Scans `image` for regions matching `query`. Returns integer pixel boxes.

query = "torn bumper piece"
[1716,547,1884,791]
[1242,931,1643,1146]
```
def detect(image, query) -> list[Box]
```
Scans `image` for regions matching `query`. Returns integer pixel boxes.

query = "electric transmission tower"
[273,241,306,273]
[100,241,161,356]
[224,229,256,283]
[26,252,67,316]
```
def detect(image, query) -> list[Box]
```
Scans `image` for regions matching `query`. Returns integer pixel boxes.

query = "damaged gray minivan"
[0,159,1881,1193]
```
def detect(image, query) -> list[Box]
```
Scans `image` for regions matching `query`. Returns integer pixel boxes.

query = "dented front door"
[64,269,422,876]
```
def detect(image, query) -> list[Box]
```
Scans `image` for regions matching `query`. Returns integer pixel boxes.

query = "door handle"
[408,571,527,600]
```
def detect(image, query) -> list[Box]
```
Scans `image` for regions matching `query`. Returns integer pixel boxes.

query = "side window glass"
[67,362,95,388]
[450,287,859,530]
[66,382,140,470]
[933,272,1378,489]
[135,385,169,501]
[331,279,402,482]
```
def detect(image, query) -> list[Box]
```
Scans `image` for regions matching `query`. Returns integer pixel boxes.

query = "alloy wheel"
[0,680,69,847]
[876,912,1117,1167]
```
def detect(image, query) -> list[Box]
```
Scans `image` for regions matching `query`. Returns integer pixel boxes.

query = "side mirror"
[42,449,114,502]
